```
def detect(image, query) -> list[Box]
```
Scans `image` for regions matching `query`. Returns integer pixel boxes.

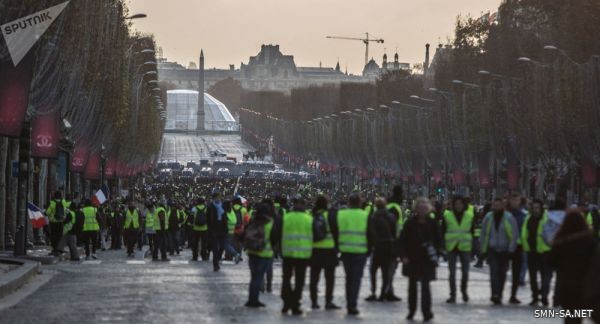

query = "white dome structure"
[165,90,238,132]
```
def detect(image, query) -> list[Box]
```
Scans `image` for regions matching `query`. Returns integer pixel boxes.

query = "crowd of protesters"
[41,174,600,323]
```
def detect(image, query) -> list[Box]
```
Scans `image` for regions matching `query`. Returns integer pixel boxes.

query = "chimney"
[424,43,430,72]
[197,50,205,131]
[229,64,235,71]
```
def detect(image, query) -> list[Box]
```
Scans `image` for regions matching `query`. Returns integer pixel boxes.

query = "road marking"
[169,260,189,265]
[82,260,102,265]
[126,260,146,265]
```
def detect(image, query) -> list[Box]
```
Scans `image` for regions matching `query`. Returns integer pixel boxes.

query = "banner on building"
[31,111,59,158]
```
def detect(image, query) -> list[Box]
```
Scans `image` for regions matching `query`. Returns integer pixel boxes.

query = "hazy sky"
[128,0,502,74]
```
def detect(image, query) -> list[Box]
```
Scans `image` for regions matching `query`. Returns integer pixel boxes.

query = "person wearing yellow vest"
[333,193,370,316]
[398,197,441,322]
[507,193,527,305]
[244,203,278,308]
[277,197,313,315]
[57,202,81,261]
[46,191,70,255]
[309,196,340,310]
[167,202,181,256]
[81,199,100,260]
[521,199,552,307]
[152,203,170,261]
[586,209,600,240]
[383,184,404,302]
[145,203,156,254]
[442,196,474,304]
[190,198,209,261]
[123,202,140,257]
[480,198,519,305]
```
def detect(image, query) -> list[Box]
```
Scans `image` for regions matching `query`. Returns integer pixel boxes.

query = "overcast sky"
[128,0,502,74]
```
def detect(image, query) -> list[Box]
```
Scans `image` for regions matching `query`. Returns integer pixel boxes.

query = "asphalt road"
[0,247,564,324]
[159,133,254,163]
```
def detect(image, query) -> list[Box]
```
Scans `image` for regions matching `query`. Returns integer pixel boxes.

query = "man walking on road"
[123,201,141,257]
[81,199,100,260]
[442,196,474,303]
[480,198,519,305]
[276,197,313,315]
[333,193,370,316]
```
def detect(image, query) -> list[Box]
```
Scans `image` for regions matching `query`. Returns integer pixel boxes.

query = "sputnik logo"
[36,135,53,148]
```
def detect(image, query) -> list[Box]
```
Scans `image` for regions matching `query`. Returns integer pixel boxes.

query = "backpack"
[55,200,66,222]
[243,219,266,250]
[194,207,207,227]
[313,212,328,242]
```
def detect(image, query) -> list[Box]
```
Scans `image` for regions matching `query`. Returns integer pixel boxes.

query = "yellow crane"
[326,33,384,66]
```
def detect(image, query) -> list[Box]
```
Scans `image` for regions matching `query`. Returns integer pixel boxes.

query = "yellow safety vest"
[281,211,313,259]
[521,213,551,253]
[337,208,369,254]
[313,210,335,249]
[247,220,274,258]
[443,210,474,252]
[82,206,99,232]
[124,209,140,229]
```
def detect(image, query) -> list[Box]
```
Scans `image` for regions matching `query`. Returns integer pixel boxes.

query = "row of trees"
[0,1,164,249]
[240,0,600,202]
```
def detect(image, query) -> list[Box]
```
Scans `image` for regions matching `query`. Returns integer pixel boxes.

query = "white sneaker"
[91,254,98,259]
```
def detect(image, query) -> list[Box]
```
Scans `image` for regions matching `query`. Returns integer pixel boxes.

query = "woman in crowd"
[398,197,442,322]
[550,210,596,324]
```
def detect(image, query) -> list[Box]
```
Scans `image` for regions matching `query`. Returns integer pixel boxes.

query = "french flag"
[28,202,47,229]
[92,185,109,207]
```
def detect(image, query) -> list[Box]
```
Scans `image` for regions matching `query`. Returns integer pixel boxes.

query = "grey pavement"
[159,133,254,163]
[0,247,563,324]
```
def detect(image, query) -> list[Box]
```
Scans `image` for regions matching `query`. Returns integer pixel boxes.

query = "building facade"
[158,44,411,94]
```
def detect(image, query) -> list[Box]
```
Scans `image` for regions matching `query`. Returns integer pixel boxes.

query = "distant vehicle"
[199,159,210,166]
[209,150,227,157]
[159,168,172,179]
[200,167,213,177]
[212,160,236,168]
[249,170,266,178]
[269,169,285,179]
[181,168,194,178]
[226,156,237,163]
[157,161,169,169]
[186,161,198,171]
[168,161,183,171]
[216,168,231,177]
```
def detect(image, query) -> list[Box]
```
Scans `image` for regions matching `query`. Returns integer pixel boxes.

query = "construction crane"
[326,33,384,66]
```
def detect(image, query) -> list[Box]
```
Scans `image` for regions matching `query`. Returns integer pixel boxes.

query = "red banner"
[84,151,101,180]
[478,151,491,188]
[31,112,60,158]
[0,55,33,137]
[582,160,597,188]
[70,144,89,173]
[104,154,117,179]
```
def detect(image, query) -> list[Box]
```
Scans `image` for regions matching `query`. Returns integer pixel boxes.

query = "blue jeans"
[248,255,272,304]
[212,234,238,269]
[447,250,470,296]
[488,249,510,299]
[341,253,367,310]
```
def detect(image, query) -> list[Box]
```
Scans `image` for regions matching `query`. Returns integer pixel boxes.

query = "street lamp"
[126,13,148,20]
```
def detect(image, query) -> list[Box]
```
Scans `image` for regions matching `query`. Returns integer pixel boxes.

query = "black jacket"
[398,216,442,280]
[207,202,228,235]
[550,231,596,308]
[369,209,396,244]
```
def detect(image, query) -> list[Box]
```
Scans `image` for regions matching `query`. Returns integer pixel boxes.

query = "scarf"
[213,201,224,221]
